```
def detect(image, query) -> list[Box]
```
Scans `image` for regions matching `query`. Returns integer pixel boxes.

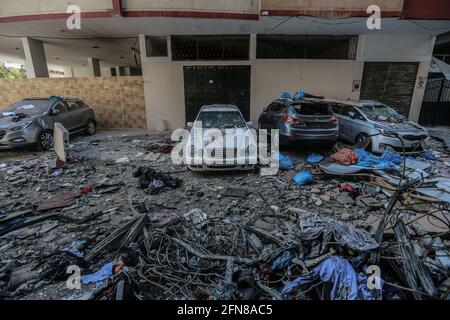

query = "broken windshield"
[196,111,246,129]
[293,103,332,115]
[2,100,51,117]
[359,104,403,122]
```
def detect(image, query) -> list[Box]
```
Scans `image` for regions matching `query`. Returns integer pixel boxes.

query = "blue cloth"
[279,153,295,171]
[293,91,305,100]
[293,171,313,186]
[307,153,324,164]
[354,148,397,170]
[81,262,113,287]
[380,151,402,165]
[282,256,382,300]
[279,92,292,100]
[272,251,293,271]
[422,151,434,160]
[63,240,87,258]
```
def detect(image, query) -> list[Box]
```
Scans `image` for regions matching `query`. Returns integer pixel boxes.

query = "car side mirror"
[348,111,357,119]
[186,122,193,128]
[246,121,253,128]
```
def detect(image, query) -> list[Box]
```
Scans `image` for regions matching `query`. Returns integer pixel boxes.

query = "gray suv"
[258,98,339,146]
[330,99,429,154]
[0,97,96,150]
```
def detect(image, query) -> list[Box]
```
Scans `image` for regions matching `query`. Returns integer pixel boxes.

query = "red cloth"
[330,148,358,165]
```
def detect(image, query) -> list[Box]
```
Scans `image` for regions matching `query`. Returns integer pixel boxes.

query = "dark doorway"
[419,74,450,126]
[360,62,419,116]
[183,65,251,122]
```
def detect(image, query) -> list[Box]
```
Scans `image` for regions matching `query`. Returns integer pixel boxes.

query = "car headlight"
[374,125,398,138]
[9,121,33,132]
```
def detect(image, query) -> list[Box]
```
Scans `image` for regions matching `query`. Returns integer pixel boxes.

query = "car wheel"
[38,130,54,151]
[86,120,96,135]
[355,133,371,150]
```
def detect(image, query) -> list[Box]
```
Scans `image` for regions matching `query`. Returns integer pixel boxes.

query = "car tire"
[355,133,372,150]
[37,130,54,151]
[86,120,96,135]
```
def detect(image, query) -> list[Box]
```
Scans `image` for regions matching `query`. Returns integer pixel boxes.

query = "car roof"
[22,97,51,101]
[272,98,331,106]
[200,104,241,112]
[321,98,384,107]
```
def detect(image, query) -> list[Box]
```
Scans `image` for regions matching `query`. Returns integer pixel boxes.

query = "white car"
[185,105,257,171]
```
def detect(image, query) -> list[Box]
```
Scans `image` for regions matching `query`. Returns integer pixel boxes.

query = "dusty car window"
[293,103,332,115]
[68,102,80,111]
[196,111,246,129]
[53,102,68,114]
[359,104,400,121]
[2,100,51,117]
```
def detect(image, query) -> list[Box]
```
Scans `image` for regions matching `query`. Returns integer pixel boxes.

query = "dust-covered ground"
[0,130,449,300]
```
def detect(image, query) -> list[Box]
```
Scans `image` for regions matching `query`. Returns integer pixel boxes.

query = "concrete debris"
[0,131,449,301]
[53,123,70,164]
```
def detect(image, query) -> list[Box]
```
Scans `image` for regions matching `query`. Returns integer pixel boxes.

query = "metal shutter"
[360,62,419,116]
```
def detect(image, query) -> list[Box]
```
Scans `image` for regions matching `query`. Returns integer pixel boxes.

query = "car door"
[50,101,73,130]
[67,100,85,130]
[338,104,355,142]
[259,103,276,128]
[267,102,284,129]
[331,104,346,140]
[346,108,367,143]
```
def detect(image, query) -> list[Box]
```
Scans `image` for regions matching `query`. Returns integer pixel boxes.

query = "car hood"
[373,119,427,133]
[0,113,36,130]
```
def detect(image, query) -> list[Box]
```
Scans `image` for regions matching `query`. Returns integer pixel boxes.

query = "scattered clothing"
[134,166,182,194]
[81,262,113,287]
[272,251,293,271]
[307,153,324,164]
[354,149,397,170]
[380,151,402,165]
[279,153,295,171]
[146,143,173,154]
[282,256,382,300]
[298,213,379,254]
[339,183,362,199]
[293,171,313,186]
[330,148,358,165]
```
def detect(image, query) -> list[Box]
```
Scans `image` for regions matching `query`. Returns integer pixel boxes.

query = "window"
[68,101,83,111]
[53,102,68,114]
[341,105,363,119]
[171,35,250,61]
[331,104,342,115]
[196,111,246,129]
[293,103,332,115]
[68,102,79,111]
[257,35,357,60]
[145,36,168,57]
[267,103,283,112]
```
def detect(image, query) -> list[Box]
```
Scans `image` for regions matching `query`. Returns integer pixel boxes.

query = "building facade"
[0,0,449,129]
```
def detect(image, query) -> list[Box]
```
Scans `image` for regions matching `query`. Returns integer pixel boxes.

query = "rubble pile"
[0,132,449,300]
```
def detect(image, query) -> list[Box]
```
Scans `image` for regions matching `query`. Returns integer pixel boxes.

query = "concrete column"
[87,58,101,77]
[249,34,257,60]
[21,37,49,78]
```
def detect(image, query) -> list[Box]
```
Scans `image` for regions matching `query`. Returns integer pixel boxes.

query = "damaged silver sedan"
[0,97,96,150]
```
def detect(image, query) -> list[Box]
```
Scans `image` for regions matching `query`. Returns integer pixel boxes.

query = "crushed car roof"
[200,104,241,112]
